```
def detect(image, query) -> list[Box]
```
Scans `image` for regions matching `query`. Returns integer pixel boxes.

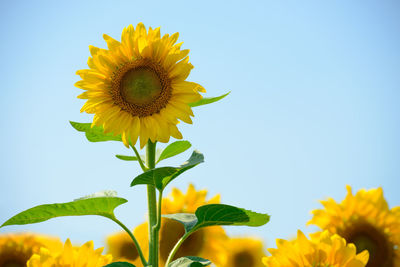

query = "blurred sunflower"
[263,230,369,267]
[161,183,220,214]
[0,233,62,267]
[218,237,265,267]
[27,239,112,267]
[76,22,205,148]
[106,230,143,266]
[107,184,227,266]
[308,186,400,267]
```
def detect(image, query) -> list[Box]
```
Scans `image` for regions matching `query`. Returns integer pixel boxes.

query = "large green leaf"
[169,256,211,267]
[104,262,136,267]
[163,204,269,233]
[70,121,122,142]
[131,150,204,190]
[162,213,198,233]
[189,92,230,108]
[1,195,127,227]
[156,141,192,164]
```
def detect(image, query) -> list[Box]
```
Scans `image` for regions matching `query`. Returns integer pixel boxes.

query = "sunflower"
[262,230,369,267]
[106,184,227,266]
[76,23,205,148]
[218,237,266,267]
[106,230,143,266]
[308,186,400,267]
[27,239,112,267]
[161,183,221,214]
[0,233,63,267]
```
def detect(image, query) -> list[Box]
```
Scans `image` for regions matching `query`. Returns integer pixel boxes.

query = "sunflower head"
[308,186,400,267]
[0,233,62,267]
[27,239,112,267]
[263,230,369,267]
[76,23,205,148]
[219,237,266,267]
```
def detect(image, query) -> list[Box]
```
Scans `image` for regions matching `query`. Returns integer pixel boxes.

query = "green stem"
[131,145,148,172]
[165,233,190,266]
[150,190,163,267]
[146,140,158,267]
[154,190,163,231]
[110,217,148,266]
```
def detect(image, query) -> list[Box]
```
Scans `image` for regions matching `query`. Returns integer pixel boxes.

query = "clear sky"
[1,0,399,251]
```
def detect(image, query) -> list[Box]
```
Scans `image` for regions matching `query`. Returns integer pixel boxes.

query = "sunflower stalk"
[146,140,158,267]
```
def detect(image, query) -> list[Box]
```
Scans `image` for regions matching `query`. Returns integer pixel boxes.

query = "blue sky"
[1,0,399,251]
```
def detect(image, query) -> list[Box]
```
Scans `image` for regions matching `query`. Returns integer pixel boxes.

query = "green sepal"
[169,256,211,267]
[130,150,204,190]
[156,141,192,164]
[104,262,136,267]
[70,121,122,142]
[163,204,269,233]
[1,193,127,227]
[189,92,230,107]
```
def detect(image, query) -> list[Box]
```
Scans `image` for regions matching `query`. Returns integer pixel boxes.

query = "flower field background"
[0,1,400,266]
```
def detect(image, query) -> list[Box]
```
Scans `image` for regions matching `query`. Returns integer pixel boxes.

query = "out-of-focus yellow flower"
[161,184,220,214]
[27,239,112,267]
[308,185,400,267]
[0,232,62,267]
[263,230,369,267]
[218,237,266,267]
[76,23,205,148]
[106,230,143,266]
[107,184,227,266]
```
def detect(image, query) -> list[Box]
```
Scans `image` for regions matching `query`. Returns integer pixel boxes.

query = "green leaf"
[163,213,198,232]
[1,195,127,227]
[131,150,204,190]
[104,262,136,267]
[70,121,122,142]
[115,154,145,162]
[164,204,269,233]
[156,141,192,163]
[169,256,211,267]
[188,92,230,108]
[116,155,139,161]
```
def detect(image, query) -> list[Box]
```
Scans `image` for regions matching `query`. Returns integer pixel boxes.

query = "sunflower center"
[119,241,139,261]
[159,218,204,262]
[111,59,172,117]
[121,68,162,106]
[3,260,26,267]
[233,251,255,267]
[341,221,394,267]
[176,229,205,259]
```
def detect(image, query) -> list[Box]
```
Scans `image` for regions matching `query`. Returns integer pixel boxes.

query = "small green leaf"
[156,141,192,163]
[104,262,136,267]
[188,92,230,108]
[70,121,122,142]
[164,204,269,233]
[131,150,204,190]
[115,154,146,161]
[169,256,211,267]
[1,195,127,227]
[116,155,138,161]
